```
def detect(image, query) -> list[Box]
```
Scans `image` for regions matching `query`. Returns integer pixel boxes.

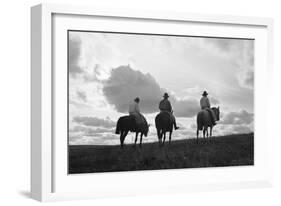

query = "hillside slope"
[69,133,254,174]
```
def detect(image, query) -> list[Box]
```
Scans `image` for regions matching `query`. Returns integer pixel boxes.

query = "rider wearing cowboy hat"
[200,91,216,125]
[159,93,180,130]
[200,91,210,109]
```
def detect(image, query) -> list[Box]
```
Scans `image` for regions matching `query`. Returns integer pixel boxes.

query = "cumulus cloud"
[236,42,254,89]
[181,86,220,107]
[102,65,200,117]
[237,69,254,89]
[232,125,252,134]
[103,65,164,113]
[69,133,118,145]
[207,38,237,52]
[73,116,115,128]
[177,130,195,137]
[76,91,87,102]
[221,110,253,125]
[83,64,105,82]
[207,38,254,89]
[190,123,197,130]
[69,36,83,75]
[70,125,115,136]
[171,97,200,117]
[209,97,220,105]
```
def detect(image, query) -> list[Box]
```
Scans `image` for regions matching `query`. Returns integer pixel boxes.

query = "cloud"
[176,122,187,130]
[69,36,83,75]
[83,64,104,82]
[69,133,118,145]
[232,125,252,134]
[221,110,253,125]
[102,65,201,117]
[209,97,220,105]
[181,87,220,107]
[76,91,87,102]
[190,123,197,130]
[102,65,164,113]
[69,99,92,109]
[207,38,254,90]
[70,125,115,136]
[207,38,237,52]
[178,130,196,137]
[73,116,115,128]
[171,97,200,117]
[237,69,254,89]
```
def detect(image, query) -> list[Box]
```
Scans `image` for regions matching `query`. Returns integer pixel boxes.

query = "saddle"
[205,109,216,124]
[130,114,147,132]
[160,111,174,122]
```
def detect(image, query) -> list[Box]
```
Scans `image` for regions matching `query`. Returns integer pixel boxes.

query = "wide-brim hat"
[163,93,169,98]
[202,91,208,96]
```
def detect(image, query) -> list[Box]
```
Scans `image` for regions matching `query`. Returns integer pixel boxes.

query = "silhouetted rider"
[159,93,179,130]
[200,91,216,125]
[129,97,146,126]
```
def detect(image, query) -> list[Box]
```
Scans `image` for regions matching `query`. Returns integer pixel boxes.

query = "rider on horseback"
[129,97,147,128]
[200,91,216,125]
[159,93,180,130]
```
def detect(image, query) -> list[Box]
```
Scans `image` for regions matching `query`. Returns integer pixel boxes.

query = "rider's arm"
[135,103,140,113]
[159,101,163,111]
[168,101,172,112]
[206,98,210,108]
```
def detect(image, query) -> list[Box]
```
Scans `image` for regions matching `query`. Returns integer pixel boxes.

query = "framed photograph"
[31,3,274,201]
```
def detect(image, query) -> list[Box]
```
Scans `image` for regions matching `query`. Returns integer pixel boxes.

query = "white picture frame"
[31,3,274,202]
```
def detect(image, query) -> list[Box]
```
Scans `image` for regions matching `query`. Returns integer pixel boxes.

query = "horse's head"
[212,106,220,121]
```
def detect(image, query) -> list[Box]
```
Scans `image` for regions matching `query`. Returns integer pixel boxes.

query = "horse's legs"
[169,131,172,145]
[120,131,124,148]
[158,129,162,147]
[139,133,143,148]
[120,130,128,148]
[210,126,213,137]
[134,132,138,146]
[163,132,166,145]
[196,129,199,144]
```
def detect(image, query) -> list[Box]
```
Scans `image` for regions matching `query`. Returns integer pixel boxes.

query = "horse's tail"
[196,112,203,131]
[155,114,161,138]
[155,113,163,130]
[155,112,171,132]
[115,118,121,134]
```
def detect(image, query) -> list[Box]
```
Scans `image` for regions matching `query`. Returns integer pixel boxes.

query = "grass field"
[68,133,254,174]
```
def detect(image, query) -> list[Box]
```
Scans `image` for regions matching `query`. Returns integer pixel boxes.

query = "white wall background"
[0,0,280,205]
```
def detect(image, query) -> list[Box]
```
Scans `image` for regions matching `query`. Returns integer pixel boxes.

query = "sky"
[68,31,254,145]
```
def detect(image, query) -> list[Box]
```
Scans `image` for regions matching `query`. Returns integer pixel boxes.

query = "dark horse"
[155,112,173,147]
[115,115,149,148]
[196,107,220,143]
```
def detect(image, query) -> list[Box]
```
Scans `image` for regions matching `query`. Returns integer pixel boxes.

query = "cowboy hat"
[163,93,169,98]
[202,91,208,96]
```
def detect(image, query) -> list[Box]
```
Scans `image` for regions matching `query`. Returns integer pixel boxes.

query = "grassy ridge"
[69,133,254,174]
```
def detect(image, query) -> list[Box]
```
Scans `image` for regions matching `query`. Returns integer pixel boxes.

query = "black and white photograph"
[68,30,254,174]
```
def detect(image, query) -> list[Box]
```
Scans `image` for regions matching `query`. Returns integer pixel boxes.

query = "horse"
[115,115,149,148]
[196,107,220,143]
[155,112,173,147]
